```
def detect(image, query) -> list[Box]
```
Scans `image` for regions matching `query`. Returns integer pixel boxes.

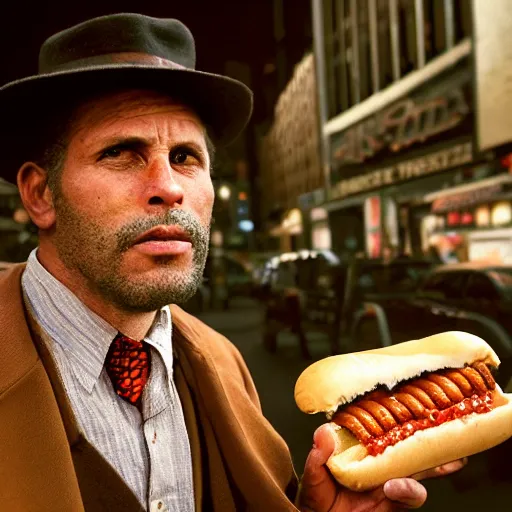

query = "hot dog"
[294,332,512,491]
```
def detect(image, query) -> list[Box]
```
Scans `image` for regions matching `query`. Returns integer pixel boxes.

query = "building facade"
[259,52,324,252]
[312,0,512,264]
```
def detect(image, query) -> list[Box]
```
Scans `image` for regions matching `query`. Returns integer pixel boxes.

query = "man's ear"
[17,162,56,230]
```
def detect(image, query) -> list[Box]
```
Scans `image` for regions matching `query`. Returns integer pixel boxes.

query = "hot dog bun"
[295,332,500,415]
[294,332,512,491]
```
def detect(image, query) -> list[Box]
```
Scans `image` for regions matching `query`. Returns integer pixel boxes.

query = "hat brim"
[0,65,253,183]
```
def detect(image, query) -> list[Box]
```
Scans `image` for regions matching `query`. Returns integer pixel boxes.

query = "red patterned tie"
[105,333,151,407]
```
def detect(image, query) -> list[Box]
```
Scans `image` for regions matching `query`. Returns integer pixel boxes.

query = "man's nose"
[143,156,184,208]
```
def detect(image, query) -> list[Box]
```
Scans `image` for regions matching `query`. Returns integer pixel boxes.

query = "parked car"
[342,257,437,349]
[354,262,512,387]
[262,250,345,357]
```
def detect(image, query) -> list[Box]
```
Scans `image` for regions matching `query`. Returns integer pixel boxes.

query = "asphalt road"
[198,298,512,511]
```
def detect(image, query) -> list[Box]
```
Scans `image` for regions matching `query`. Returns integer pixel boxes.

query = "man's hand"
[298,424,467,512]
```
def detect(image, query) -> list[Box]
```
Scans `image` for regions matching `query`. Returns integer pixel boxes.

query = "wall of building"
[311,0,512,261]
[259,52,323,247]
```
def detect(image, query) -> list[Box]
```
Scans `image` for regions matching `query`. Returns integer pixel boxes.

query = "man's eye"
[170,149,196,165]
[100,147,123,159]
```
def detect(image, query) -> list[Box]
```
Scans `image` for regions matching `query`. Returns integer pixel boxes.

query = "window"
[453,0,472,43]
[323,0,340,118]
[321,0,467,118]
[376,0,394,88]
[398,0,417,75]
[464,273,500,301]
[357,0,372,101]
[423,0,446,61]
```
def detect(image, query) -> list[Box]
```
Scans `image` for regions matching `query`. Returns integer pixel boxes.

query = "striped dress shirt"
[21,250,195,512]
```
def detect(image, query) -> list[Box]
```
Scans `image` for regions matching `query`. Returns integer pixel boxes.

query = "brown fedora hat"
[0,13,253,183]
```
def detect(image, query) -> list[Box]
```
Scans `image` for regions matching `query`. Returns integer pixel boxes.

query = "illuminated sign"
[491,202,512,226]
[331,141,472,200]
[364,196,382,258]
[432,183,502,213]
[475,206,491,227]
[332,88,469,165]
[328,59,473,200]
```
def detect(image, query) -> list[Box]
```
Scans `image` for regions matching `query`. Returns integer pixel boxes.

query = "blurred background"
[1,1,512,509]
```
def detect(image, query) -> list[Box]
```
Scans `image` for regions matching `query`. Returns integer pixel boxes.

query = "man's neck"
[35,248,157,341]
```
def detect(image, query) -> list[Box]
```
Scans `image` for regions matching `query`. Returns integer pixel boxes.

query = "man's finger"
[302,424,337,486]
[383,478,428,509]
[299,424,339,511]
[411,458,468,481]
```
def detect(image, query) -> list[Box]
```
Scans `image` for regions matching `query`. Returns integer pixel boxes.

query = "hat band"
[42,52,188,74]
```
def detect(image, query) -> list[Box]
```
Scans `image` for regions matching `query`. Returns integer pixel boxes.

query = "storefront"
[269,208,305,252]
[418,172,512,263]
[322,52,508,259]
[298,188,330,251]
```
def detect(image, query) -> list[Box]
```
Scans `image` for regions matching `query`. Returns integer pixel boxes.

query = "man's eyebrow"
[96,136,208,154]
[97,136,152,150]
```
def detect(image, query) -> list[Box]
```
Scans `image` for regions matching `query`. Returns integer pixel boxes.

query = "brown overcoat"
[0,264,299,511]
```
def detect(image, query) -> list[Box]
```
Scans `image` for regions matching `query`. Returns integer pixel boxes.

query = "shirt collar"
[21,249,173,393]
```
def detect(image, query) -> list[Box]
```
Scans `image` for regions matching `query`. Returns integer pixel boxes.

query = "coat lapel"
[0,265,141,511]
[171,306,299,512]
[24,294,144,512]
[174,342,238,512]
[0,265,84,511]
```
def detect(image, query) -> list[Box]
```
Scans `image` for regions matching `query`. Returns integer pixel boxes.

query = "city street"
[198,298,511,511]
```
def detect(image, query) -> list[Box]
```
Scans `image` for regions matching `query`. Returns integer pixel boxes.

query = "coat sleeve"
[224,341,262,410]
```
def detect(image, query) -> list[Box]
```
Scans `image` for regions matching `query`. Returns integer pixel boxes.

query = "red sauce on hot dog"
[332,363,496,456]
[365,392,493,456]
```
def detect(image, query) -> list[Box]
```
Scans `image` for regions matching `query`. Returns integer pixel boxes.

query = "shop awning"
[426,174,512,213]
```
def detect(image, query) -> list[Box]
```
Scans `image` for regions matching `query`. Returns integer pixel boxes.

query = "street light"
[217,184,231,201]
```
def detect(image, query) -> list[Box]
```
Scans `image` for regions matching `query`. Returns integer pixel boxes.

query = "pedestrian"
[0,13,465,512]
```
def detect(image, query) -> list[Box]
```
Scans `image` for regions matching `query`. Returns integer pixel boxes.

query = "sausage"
[334,363,496,445]
[426,373,465,403]
[333,412,373,443]
[442,370,474,397]
[399,384,437,409]
[375,396,413,423]
[460,367,488,394]
[412,379,453,409]
[344,405,385,437]
[357,400,398,431]
[472,362,496,390]
[393,392,428,419]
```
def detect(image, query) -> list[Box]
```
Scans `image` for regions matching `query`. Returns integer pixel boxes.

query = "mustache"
[116,210,209,253]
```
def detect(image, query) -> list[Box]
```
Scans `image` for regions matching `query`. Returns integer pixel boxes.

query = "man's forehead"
[70,89,205,138]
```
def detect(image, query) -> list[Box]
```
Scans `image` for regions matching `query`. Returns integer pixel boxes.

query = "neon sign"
[332,88,470,165]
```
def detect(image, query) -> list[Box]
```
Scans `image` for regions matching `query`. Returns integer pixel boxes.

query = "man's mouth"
[132,226,193,256]
[134,226,192,245]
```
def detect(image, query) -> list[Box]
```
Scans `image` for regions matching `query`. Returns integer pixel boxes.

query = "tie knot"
[105,333,151,407]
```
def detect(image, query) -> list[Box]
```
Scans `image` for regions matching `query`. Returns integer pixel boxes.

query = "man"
[0,13,464,512]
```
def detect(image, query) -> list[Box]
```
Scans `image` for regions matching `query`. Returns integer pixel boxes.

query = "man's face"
[49,90,214,312]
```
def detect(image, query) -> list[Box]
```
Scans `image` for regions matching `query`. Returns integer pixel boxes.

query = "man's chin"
[111,282,199,311]
[124,271,201,303]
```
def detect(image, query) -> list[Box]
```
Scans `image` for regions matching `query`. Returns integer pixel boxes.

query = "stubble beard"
[53,197,210,312]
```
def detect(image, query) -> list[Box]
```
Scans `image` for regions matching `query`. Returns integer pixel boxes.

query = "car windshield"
[358,261,433,294]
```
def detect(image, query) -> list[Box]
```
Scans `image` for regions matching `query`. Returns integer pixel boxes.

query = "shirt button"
[150,500,168,512]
